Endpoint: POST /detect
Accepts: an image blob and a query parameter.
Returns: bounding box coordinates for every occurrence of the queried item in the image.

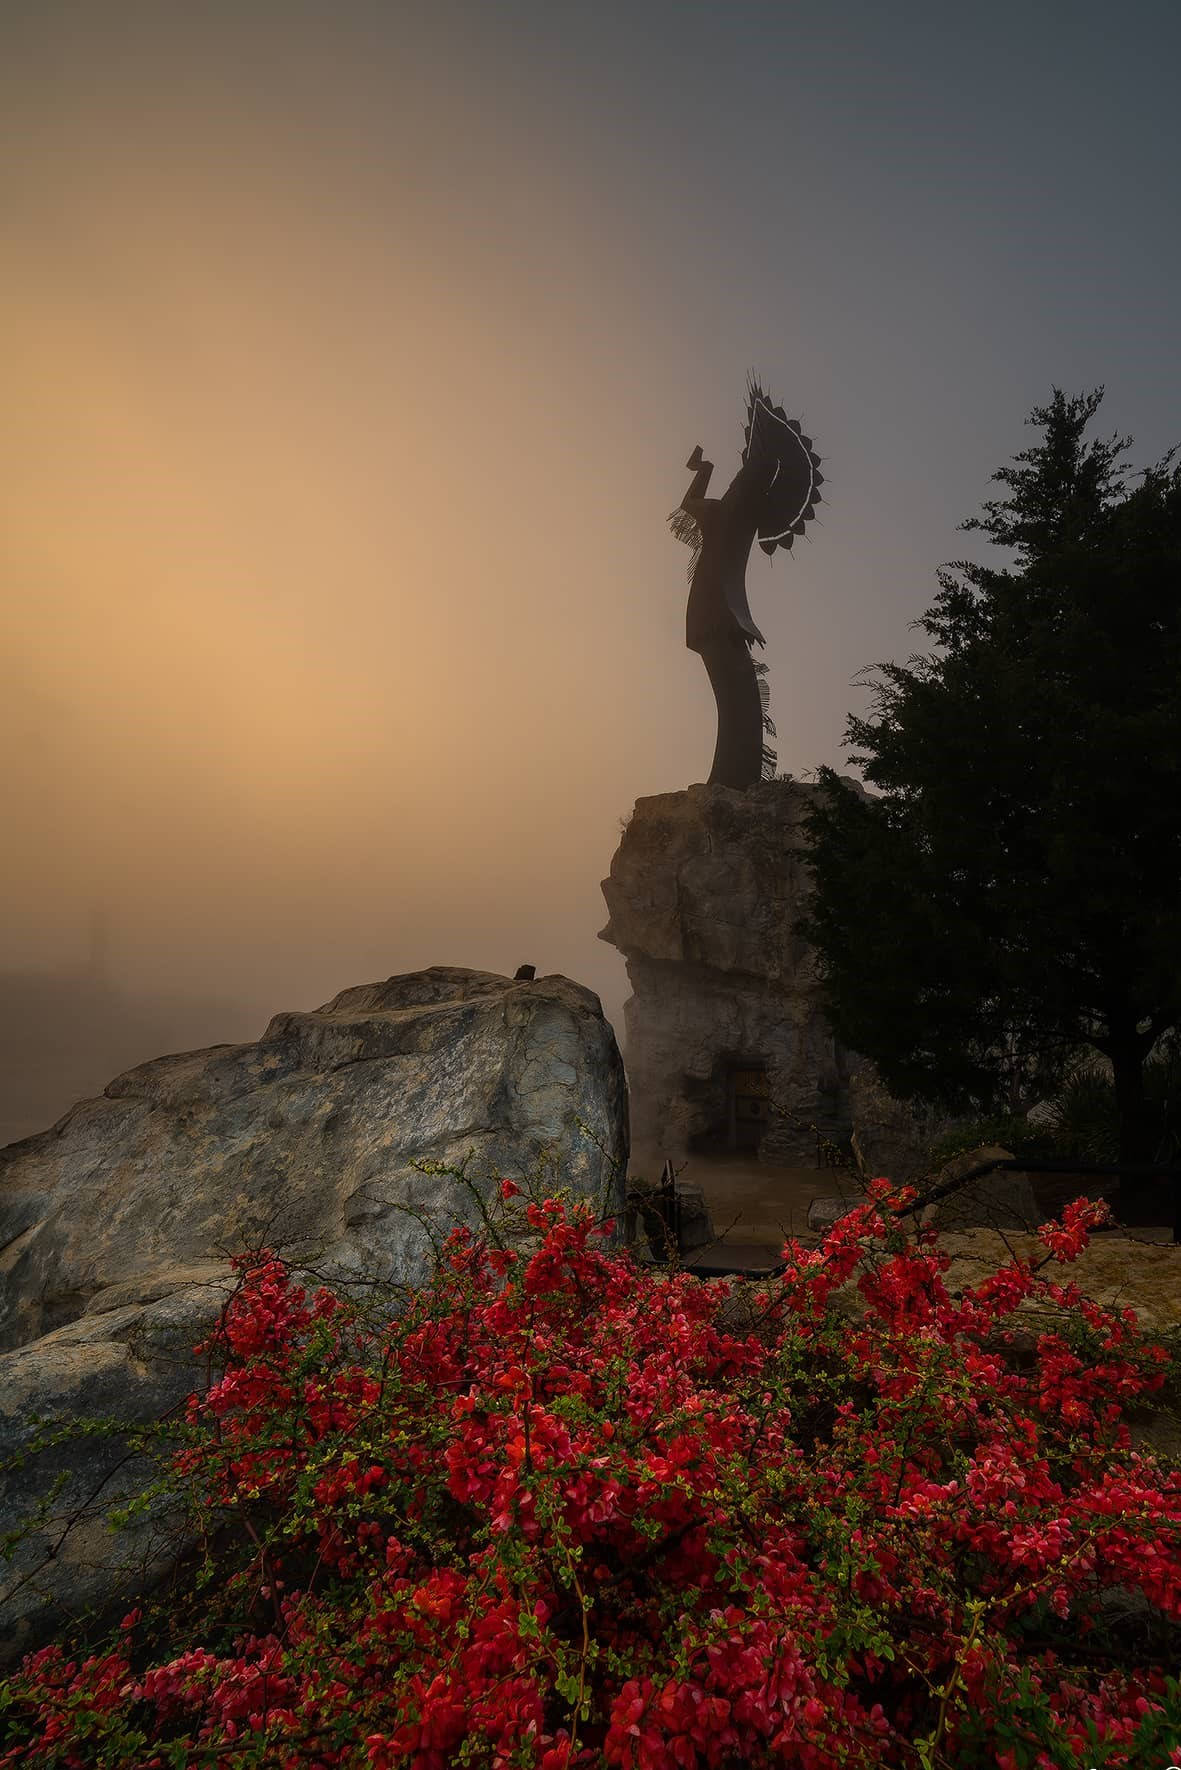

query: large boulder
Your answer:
[0,966,628,1662]
[0,966,628,1353]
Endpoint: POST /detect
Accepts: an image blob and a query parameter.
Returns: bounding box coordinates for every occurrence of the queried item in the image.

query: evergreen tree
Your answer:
[804,389,1181,1167]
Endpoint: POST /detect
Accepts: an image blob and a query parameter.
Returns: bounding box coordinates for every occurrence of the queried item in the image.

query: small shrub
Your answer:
[925,1041,1181,1174]
[1044,1064,1124,1165]
[924,1112,1061,1171]
[1047,1050,1181,1167]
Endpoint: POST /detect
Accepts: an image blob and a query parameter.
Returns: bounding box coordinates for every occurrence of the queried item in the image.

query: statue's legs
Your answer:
[701,632,765,788]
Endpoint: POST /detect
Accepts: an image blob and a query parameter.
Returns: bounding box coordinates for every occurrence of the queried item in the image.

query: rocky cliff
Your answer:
[599,778,863,1164]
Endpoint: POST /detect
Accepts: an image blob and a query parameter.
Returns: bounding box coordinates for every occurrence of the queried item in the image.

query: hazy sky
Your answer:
[4,0,1180,1052]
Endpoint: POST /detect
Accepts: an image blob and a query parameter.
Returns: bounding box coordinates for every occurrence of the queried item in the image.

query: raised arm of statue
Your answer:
[679,444,717,525]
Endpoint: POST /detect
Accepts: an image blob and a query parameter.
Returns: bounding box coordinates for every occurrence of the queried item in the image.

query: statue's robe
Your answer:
[683,458,775,788]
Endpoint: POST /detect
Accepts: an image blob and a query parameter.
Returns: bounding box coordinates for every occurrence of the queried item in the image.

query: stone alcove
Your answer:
[686,1052,771,1156]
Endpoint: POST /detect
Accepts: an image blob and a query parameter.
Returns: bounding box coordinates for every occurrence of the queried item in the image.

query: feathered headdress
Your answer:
[667,375,825,578]
[741,374,824,556]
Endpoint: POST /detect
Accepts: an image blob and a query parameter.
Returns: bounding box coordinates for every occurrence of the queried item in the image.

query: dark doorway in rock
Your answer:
[729,1061,770,1152]
[688,1054,771,1155]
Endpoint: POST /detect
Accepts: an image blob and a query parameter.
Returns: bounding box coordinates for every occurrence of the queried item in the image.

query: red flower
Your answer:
[4,1195,1177,1769]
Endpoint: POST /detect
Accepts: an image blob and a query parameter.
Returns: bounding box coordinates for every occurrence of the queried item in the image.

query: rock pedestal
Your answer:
[599,780,861,1164]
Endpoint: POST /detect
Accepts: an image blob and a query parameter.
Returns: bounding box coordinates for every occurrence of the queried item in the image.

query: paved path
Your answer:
[628,1148,1180,1263]
[628,1146,868,1258]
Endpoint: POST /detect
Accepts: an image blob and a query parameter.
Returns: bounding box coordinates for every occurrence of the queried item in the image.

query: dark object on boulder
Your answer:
[627,1161,717,1261]
[514,964,537,980]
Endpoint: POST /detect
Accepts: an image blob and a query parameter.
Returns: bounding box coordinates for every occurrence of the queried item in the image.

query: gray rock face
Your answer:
[599,780,861,1163]
[0,967,629,1354]
[806,1192,864,1233]
[0,967,628,1662]
[673,1183,716,1252]
[0,1268,234,1666]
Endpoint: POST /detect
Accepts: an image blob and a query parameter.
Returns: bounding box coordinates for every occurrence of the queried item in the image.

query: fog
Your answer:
[4,1,1179,1142]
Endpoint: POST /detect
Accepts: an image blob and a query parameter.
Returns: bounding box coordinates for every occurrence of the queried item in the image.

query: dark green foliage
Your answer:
[923,1041,1181,1174]
[923,1114,1062,1172]
[1045,1044,1181,1166]
[804,390,1181,1163]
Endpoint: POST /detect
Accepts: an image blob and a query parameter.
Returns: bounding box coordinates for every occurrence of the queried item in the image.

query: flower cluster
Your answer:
[2,1180,1179,1768]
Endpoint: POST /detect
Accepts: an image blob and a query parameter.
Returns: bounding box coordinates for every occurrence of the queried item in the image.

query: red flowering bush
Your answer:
[2,1178,1180,1767]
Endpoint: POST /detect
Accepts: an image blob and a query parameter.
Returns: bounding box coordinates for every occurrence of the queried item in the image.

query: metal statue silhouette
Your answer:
[670,377,823,787]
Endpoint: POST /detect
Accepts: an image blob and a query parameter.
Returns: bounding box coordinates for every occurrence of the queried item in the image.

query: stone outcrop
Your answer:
[599,779,863,1163]
[0,966,628,1660]
[0,966,628,1353]
[717,1226,1181,1335]
[0,1267,235,1667]
[805,1213,1181,1340]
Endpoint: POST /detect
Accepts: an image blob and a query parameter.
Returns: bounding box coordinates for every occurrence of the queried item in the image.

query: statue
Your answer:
[670,377,823,788]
